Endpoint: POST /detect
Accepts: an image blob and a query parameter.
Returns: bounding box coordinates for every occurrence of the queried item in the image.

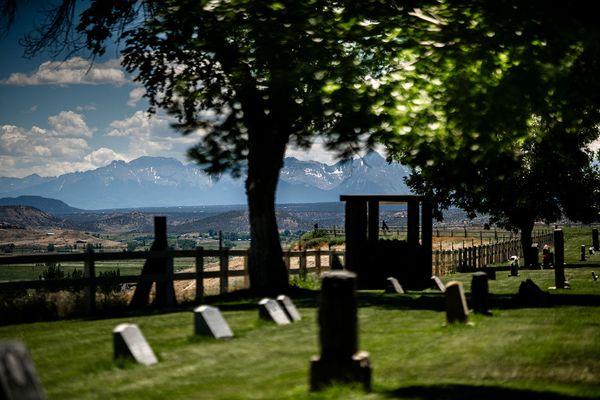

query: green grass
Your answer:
[1,266,600,399]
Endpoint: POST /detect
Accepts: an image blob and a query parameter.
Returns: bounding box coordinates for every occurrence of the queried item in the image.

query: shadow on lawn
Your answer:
[355,291,600,312]
[386,384,592,400]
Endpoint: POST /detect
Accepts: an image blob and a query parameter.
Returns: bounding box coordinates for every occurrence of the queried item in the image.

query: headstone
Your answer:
[482,267,496,280]
[553,229,567,289]
[276,295,301,322]
[194,305,233,339]
[331,254,344,270]
[310,271,371,391]
[258,298,291,325]
[431,276,446,292]
[509,255,519,277]
[471,272,492,315]
[113,323,158,366]
[590,246,595,255]
[593,228,599,251]
[0,341,46,400]
[385,277,404,294]
[445,281,469,324]
[530,243,539,267]
[580,245,586,261]
[517,279,549,306]
[592,271,598,281]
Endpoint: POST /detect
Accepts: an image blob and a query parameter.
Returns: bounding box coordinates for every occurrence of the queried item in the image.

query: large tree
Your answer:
[3,0,420,293]
[386,1,600,266]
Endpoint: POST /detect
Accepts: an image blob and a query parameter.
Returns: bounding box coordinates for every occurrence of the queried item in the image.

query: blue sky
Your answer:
[0,1,336,178]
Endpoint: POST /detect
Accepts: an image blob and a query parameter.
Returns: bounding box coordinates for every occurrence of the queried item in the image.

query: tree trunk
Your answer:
[246,135,289,295]
[519,220,535,267]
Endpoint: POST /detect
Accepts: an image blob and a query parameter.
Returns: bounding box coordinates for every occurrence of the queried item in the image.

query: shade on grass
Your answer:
[0,264,599,399]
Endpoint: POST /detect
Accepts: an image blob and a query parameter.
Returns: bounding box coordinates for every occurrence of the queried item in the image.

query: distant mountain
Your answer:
[0,195,82,215]
[0,152,411,209]
[0,206,74,229]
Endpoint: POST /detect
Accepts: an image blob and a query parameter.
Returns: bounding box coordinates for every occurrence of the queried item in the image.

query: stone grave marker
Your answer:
[0,341,46,400]
[276,295,301,322]
[194,305,233,339]
[310,271,371,391]
[385,277,404,294]
[592,271,598,281]
[593,228,599,251]
[471,272,492,315]
[581,245,587,261]
[258,298,291,325]
[445,281,469,324]
[331,254,344,270]
[552,229,568,289]
[113,323,158,366]
[431,276,446,292]
[509,256,519,277]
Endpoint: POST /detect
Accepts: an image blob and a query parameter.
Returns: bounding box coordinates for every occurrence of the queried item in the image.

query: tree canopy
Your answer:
[385,1,600,259]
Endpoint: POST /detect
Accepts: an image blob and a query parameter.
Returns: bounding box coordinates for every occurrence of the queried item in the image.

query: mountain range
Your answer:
[0,152,411,209]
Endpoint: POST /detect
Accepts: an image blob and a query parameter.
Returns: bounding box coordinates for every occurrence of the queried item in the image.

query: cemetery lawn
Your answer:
[0,227,599,399]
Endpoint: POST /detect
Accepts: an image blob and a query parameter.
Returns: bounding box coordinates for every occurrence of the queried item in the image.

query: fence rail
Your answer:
[0,231,554,312]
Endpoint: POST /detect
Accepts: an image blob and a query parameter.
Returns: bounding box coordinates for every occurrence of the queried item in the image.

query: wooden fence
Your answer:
[0,231,553,312]
[432,231,554,276]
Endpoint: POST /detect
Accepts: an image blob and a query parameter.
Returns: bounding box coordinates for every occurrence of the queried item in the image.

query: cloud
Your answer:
[29,105,38,113]
[1,57,126,86]
[75,104,97,112]
[127,87,145,107]
[48,111,94,138]
[83,147,125,167]
[106,111,206,159]
[0,124,89,159]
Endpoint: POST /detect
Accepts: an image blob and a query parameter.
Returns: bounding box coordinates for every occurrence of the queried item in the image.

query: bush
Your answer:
[98,269,121,296]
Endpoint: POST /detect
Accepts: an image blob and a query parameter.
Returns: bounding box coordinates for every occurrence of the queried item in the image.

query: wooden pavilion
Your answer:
[340,195,433,290]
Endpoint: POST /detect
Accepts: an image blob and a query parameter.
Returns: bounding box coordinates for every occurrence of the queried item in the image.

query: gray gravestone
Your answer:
[482,267,496,280]
[276,295,301,322]
[431,276,446,292]
[258,298,291,325]
[553,229,567,289]
[445,281,469,324]
[194,305,234,339]
[310,271,371,391]
[509,256,520,277]
[385,277,404,294]
[113,323,158,366]
[0,341,46,400]
[581,245,587,261]
[471,272,492,315]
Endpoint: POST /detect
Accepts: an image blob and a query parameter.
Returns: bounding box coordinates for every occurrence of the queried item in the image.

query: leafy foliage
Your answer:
[386,1,600,233]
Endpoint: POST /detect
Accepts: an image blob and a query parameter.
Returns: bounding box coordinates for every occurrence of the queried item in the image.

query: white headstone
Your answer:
[431,276,446,292]
[194,305,234,339]
[258,298,291,325]
[0,341,46,400]
[385,277,404,294]
[276,295,301,322]
[113,323,158,366]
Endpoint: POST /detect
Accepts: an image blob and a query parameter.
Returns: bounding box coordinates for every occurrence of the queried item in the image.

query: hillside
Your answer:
[0,205,74,229]
[0,195,82,214]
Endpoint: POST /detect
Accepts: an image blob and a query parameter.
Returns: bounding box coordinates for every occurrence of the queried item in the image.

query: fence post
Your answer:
[299,249,308,279]
[285,249,291,271]
[84,247,96,314]
[434,250,440,276]
[195,246,204,302]
[328,248,333,271]
[165,248,176,306]
[244,249,250,288]
[315,248,322,276]
[220,247,229,294]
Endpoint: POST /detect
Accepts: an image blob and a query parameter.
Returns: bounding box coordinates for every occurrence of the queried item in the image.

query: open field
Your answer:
[0,227,599,399]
